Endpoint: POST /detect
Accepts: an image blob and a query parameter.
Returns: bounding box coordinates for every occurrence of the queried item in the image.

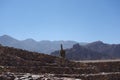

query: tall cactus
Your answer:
[60,44,66,58]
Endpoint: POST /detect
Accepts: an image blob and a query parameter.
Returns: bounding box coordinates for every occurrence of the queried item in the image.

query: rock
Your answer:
[0,72,16,80]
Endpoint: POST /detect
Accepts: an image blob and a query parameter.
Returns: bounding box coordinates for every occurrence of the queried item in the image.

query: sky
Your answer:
[0,0,120,43]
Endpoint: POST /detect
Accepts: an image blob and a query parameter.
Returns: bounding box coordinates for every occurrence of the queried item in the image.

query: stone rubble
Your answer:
[0,72,81,80]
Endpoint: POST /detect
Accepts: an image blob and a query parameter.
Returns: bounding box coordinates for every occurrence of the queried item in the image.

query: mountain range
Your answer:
[51,41,120,60]
[1,35,120,60]
[85,41,120,58]
[0,35,86,54]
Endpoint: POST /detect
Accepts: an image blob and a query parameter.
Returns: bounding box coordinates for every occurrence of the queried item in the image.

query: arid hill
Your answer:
[0,44,82,73]
[0,45,120,80]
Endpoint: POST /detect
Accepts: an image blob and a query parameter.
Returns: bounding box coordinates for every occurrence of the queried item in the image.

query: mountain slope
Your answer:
[0,44,58,67]
[0,35,19,46]
[51,44,110,60]
[85,41,120,58]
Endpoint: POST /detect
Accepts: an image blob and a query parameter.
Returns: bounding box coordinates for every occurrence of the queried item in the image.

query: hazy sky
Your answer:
[0,0,120,43]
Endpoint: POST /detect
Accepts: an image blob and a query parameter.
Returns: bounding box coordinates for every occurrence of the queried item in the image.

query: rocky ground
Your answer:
[1,59,120,80]
[0,72,81,80]
[0,71,120,80]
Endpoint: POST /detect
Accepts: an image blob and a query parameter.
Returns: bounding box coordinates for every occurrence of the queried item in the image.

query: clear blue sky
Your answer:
[0,0,120,43]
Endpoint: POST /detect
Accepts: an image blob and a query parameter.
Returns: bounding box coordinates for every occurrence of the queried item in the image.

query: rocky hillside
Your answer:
[0,45,120,80]
[0,44,65,67]
[0,44,84,73]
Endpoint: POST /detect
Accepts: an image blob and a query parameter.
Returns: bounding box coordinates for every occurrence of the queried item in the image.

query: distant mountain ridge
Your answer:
[51,41,120,60]
[51,43,110,60]
[0,35,86,54]
[85,41,120,58]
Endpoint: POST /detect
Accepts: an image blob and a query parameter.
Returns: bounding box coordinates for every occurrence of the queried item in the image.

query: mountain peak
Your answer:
[94,41,103,43]
[73,43,81,49]
[0,35,17,41]
[24,38,36,42]
[1,35,11,38]
[90,41,104,45]
[0,35,19,46]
